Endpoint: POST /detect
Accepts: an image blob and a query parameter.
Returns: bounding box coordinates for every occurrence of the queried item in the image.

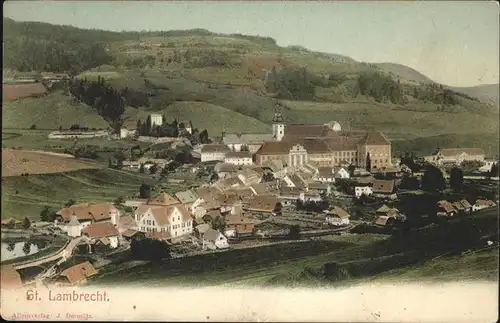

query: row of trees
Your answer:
[356,71,405,104]
[68,77,125,131]
[295,199,329,212]
[265,67,316,100]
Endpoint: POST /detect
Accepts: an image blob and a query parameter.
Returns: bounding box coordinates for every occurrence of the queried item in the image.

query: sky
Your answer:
[4,1,499,87]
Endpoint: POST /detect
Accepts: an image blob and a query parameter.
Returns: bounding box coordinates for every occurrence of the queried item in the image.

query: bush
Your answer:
[29,124,37,130]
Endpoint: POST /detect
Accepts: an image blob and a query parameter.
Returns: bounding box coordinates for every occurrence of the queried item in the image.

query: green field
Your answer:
[125,101,272,135]
[2,129,147,152]
[91,209,498,287]
[1,168,156,220]
[3,91,109,130]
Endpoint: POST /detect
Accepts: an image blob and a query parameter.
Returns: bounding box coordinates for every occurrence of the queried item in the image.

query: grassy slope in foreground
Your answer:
[1,168,156,220]
[2,91,109,130]
[91,209,498,287]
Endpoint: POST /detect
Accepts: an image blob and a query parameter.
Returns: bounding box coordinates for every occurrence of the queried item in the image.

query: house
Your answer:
[54,261,98,286]
[201,144,231,162]
[459,199,472,213]
[472,199,497,212]
[355,185,373,198]
[65,215,83,237]
[335,167,350,179]
[1,218,22,228]
[245,195,283,215]
[201,228,229,250]
[225,215,258,238]
[324,206,350,226]
[249,182,274,196]
[372,179,397,199]
[222,133,275,153]
[146,193,180,206]
[315,167,336,183]
[214,162,239,178]
[236,168,262,186]
[56,203,120,236]
[437,200,457,217]
[224,151,253,166]
[479,160,498,173]
[424,148,486,165]
[122,160,141,170]
[150,113,163,127]
[308,182,331,196]
[175,190,199,211]
[215,176,245,191]
[117,215,138,234]
[121,229,141,241]
[135,204,193,238]
[0,265,23,290]
[120,128,137,139]
[82,222,120,248]
[376,205,402,220]
[452,201,466,214]
[375,216,395,227]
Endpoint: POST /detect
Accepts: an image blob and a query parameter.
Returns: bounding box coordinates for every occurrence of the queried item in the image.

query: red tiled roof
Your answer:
[60,261,97,285]
[225,151,252,158]
[256,141,293,155]
[57,203,117,222]
[147,193,180,206]
[82,222,119,238]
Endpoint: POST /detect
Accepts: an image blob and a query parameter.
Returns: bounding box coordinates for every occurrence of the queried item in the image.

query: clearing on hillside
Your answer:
[1,149,103,177]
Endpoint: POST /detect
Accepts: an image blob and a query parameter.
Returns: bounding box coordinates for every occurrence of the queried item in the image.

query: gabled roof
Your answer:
[82,222,119,238]
[283,124,331,140]
[60,261,97,285]
[195,223,211,234]
[375,216,394,226]
[250,183,273,195]
[361,131,391,146]
[203,228,223,242]
[452,201,465,211]
[246,195,281,213]
[118,215,137,229]
[256,141,292,155]
[438,200,456,213]
[460,199,472,209]
[326,206,350,219]
[376,204,391,213]
[147,204,192,227]
[121,229,139,238]
[438,148,486,157]
[201,144,231,153]
[57,203,117,222]
[175,190,199,204]
[147,193,180,206]
[372,180,395,194]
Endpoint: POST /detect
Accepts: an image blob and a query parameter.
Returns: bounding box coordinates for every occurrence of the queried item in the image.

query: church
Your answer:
[223,104,392,170]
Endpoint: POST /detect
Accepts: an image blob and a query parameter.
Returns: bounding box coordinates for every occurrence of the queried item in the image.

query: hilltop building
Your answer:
[150,113,163,127]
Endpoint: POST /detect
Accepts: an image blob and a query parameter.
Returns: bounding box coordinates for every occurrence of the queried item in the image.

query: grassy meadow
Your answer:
[1,168,156,220]
[2,91,109,130]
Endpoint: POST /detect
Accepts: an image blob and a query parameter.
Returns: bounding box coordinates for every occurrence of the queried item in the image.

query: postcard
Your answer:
[1,1,498,322]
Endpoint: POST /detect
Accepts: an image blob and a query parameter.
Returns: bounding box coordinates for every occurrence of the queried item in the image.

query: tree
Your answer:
[365,153,372,172]
[288,225,301,239]
[7,242,15,252]
[149,164,158,174]
[449,167,464,192]
[22,241,32,255]
[212,215,226,232]
[139,183,152,199]
[489,163,499,177]
[421,165,446,192]
[348,164,356,177]
[22,217,31,229]
[40,205,57,222]
[65,199,76,207]
[262,172,275,182]
[29,124,37,130]
[130,237,170,262]
[114,196,125,206]
[209,172,219,183]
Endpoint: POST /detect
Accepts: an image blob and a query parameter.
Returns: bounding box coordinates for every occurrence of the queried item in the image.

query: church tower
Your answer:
[272,103,285,141]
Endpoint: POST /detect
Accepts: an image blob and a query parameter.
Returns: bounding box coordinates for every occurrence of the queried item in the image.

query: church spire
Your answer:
[273,102,284,123]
